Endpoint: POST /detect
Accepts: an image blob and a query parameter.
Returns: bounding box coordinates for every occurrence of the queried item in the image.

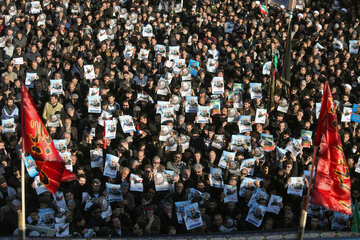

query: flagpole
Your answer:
[297,145,318,240]
[18,150,26,239]
[268,53,275,112]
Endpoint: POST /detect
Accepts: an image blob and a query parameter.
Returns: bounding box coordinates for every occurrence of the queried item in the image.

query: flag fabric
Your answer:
[21,85,76,194]
[311,81,352,215]
[260,5,269,15]
[352,200,360,232]
[280,23,292,98]
[268,53,278,112]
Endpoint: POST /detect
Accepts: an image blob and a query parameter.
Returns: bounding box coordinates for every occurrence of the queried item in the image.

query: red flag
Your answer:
[311,81,352,215]
[21,85,76,194]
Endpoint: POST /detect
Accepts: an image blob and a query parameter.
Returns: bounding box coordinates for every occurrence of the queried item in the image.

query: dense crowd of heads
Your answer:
[0,0,360,237]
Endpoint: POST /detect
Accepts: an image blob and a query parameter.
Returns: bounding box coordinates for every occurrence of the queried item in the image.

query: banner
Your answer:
[311,81,352,215]
[21,85,76,194]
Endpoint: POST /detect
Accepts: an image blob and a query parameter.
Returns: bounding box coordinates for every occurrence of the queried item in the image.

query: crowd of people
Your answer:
[0,0,359,237]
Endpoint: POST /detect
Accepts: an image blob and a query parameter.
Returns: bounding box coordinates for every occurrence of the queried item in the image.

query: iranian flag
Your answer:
[260,5,269,15]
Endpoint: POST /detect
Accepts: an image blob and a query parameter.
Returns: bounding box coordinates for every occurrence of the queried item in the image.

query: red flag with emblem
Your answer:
[21,85,76,194]
[311,81,352,215]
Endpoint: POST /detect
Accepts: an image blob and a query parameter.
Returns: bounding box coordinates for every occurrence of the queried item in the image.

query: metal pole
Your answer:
[297,145,318,240]
[18,151,26,239]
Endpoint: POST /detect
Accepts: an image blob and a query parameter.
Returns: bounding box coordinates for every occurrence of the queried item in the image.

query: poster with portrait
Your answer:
[179,134,190,150]
[173,58,186,74]
[53,191,67,211]
[106,182,123,202]
[157,78,169,96]
[212,77,224,95]
[38,208,55,228]
[24,155,38,177]
[227,108,239,123]
[248,188,269,208]
[233,92,243,109]
[88,95,101,113]
[97,29,108,42]
[170,95,181,111]
[250,83,262,99]
[2,118,15,133]
[224,184,238,203]
[50,79,63,95]
[161,107,175,123]
[233,83,244,92]
[253,147,265,162]
[55,223,69,237]
[104,119,117,139]
[261,133,275,151]
[13,57,24,65]
[218,151,236,169]
[26,1,41,14]
[159,125,172,141]
[231,135,251,152]
[276,146,287,163]
[25,72,37,88]
[239,177,257,197]
[47,114,60,128]
[103,154,119,178]
[175,200,191,224]
[316,102,321,119]
[34,175,49,195]
[349,40,359,55]
[246,203,266,227]
[119,115,136,133]
[333,38,344,50]
[301,130,312,148]
[209,168,224,188]
[154,172,170,191]
[89,87,99,97]
[287,177,304,197]
[98,110,112,127]
[351,104,360,123]
[84,65,95,79]
[267,195,283,214]
[90,149,103,168]
[239,115,252,133]
[208,48,219,59]
[124,45,135,59]
[210,99,221,114]
[286,138,302,157]
[197,106,210,123]
[180,81,192,97]
[355,157,360,174]
[224,22,235,34]
[277,98,289,113]
[188,59,199,76]
[142,24,153,37]
[183,203,203,230]
[53,139,67,153]
[130,174,143,192]
[341,107,352,122]
[139,49,150,61]
[169,46,180,60]
[207,58,217,73]
[163,170,175,188]
[240,158,255,176]
[212,134,224,149]
[155,44,166,57]
[165,137,178,152]
[185,96,198,113]
[331,212,350,230]
[262,61,272,75]
[255,109,267,124]
[59,151,72,172]
[187,188,205,204]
